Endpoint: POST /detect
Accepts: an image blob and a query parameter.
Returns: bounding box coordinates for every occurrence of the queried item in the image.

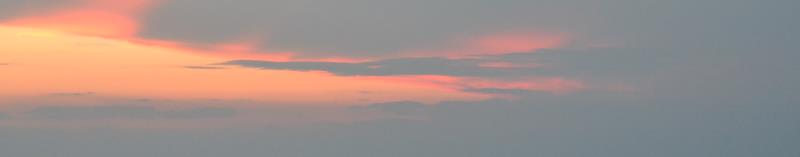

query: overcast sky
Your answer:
[0,0,798,156]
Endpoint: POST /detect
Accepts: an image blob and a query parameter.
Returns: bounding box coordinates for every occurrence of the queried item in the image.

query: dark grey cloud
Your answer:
[0,0,79,19]
[223,57,540,77]
[25,105,236,120]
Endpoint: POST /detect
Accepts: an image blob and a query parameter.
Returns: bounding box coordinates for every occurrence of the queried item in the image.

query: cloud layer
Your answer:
[1,89,798,157]
[25,105,236,120]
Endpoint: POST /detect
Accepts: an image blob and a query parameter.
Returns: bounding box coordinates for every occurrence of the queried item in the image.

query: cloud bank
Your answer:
[1,89,798,157]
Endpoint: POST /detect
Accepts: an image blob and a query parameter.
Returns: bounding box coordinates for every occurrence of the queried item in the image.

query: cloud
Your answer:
[0,0,77,19]
[137,0,799,60]
[222,54,588,95]
[137,0,581,57]
[25,105,236,120]
[219,47,654,82]
[461,87,537,96]
[223,57,540,77]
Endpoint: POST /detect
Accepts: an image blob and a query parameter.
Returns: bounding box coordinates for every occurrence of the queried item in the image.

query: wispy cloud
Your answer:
[221,51,588,95]
[222,57,538,77]
[25,105,236,120]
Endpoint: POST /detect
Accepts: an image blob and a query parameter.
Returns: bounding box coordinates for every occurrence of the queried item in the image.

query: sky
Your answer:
[0,0,798,156]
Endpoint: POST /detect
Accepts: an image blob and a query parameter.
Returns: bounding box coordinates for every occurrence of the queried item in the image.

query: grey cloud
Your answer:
[134,0,618,57]
[223,57,540,77]
[1,90,797,157]
[139,0,537,56]
[210,45,677,86]
[25,105,236,120]
[219,47,665,94]
[160,0,798,98]
[0,0,79,19]
[138,0,798,58]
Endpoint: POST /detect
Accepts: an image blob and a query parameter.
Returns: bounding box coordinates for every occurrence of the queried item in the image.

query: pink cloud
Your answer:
[465,77,586,94]
[402,31,569,58]
[472,31,568,55]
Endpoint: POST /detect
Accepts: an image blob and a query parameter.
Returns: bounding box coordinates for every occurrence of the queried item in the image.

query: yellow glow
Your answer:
[0,25,484,105]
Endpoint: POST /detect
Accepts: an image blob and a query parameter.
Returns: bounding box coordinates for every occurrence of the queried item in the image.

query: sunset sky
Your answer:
[0,0,798,156]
